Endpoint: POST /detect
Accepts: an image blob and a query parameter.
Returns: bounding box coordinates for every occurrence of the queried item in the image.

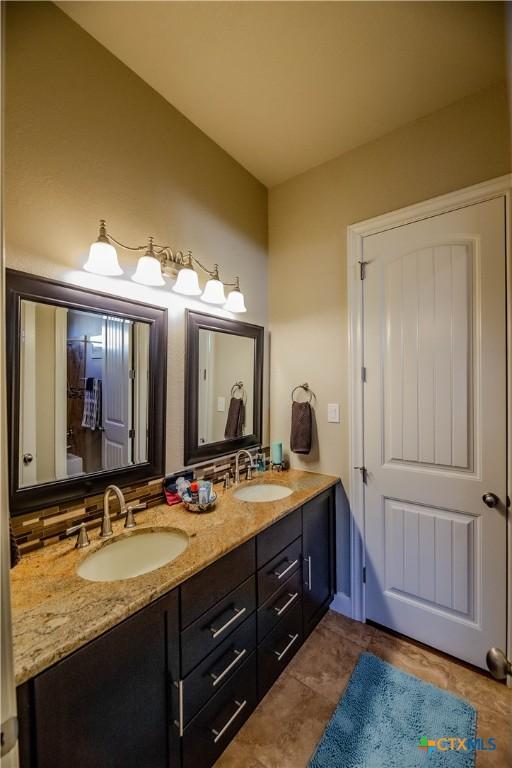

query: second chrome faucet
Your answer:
[100,485,146,538]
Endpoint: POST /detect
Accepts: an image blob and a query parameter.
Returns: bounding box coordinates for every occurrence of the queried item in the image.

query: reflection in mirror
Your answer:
[197,330,255,446]
[19,301,150,488]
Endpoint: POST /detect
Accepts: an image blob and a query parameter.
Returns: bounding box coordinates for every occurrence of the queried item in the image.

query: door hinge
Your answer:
[362,566,366,584]
[354,466,368,484]
[358,260,368,280]
[361,366,367,382]
[129,369,135,379]
[129,428,135,439]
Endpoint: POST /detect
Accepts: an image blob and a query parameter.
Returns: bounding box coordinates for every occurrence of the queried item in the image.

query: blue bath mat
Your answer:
[309,652,476,767]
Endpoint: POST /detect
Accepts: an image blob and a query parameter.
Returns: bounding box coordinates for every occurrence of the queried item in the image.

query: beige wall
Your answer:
[5,1,268,473]
[269,82,510,490]
[211,333,255,442]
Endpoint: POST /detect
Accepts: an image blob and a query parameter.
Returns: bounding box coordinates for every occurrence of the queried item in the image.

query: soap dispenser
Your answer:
[256,449,266,473]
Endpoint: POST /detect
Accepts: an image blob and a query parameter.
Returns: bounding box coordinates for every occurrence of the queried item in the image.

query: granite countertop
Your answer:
[10,469,338,686]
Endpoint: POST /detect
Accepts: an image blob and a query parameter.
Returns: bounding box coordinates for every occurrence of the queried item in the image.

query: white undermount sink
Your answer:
[233,484,293,503]
[77,529,189,582]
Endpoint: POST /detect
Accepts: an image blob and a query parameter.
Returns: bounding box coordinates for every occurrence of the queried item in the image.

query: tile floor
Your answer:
[214,610,512,768]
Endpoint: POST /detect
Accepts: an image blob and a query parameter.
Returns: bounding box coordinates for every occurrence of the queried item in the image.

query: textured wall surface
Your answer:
[5,2,269,474]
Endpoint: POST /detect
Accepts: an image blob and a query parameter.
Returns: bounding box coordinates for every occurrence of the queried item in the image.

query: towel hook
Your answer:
[291,383,315,403]
[231,381,247,404]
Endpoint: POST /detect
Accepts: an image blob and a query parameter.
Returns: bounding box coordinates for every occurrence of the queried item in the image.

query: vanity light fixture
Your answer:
[172,252,201,296]
[84,220,123,276]
[86,220,248,312]
[201,264,226,305]
[131,238,166,287]
[224,277,247,313]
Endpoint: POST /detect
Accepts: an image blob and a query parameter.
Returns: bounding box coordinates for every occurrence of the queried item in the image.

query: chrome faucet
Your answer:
[234,450,254,484]
[100,485,127,538]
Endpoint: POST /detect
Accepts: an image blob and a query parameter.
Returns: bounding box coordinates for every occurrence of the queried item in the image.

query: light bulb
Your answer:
[201,278,226,305]
[173,267,201,296]
[84,241,123,276]
[224,288,247,313]
[132,255,165,286]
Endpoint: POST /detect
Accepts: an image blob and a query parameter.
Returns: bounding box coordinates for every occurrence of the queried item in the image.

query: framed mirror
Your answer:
[184,310,263,465]
[7,270,167,515]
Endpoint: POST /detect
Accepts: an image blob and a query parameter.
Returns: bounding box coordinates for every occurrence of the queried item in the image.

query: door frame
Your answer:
[346,175,512,664]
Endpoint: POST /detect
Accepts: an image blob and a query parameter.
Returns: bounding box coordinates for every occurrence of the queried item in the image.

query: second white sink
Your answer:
[233,484,293,503]
[77,529,189,582]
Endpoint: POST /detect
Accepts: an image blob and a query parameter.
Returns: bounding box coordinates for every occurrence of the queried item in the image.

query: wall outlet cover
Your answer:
[217,396,226,412]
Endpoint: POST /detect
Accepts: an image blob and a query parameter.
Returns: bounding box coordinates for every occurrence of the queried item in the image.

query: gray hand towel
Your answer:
[290,400,312,454]
[224,397,245,439]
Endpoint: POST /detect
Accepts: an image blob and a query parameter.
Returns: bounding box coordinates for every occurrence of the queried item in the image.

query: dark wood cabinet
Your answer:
[17,485,336,768]
[27,589,179,768]
[181,576,256,676]
[302,489,336,637]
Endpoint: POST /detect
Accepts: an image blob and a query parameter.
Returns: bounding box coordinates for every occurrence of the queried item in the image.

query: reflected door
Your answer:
[19,301,37,486]
[102,318,133,469]
[363,197,507,668]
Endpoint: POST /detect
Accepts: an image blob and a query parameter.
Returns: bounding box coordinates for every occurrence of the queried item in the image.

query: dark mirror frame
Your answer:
[184,310,264,465]
[7,269,167,516]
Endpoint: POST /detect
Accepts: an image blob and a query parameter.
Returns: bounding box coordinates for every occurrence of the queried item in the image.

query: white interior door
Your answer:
[102,317,133,469]
[363,196,507,669]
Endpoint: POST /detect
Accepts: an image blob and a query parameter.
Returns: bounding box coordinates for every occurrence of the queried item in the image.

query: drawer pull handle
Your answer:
[210,648,247,687]
[305,555,312,590]
[274,633,299,662]
[274,558,299,581]
[274,591,299,617]
[210,606,247,639]
[211,699,247,744]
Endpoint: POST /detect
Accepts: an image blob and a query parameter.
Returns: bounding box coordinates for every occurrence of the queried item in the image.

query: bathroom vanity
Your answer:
[13,472,337,768]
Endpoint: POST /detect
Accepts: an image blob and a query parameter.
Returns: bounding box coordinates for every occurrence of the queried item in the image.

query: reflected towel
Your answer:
[82,378,102,430]
[290,400,312,454]
[224,397,245,439]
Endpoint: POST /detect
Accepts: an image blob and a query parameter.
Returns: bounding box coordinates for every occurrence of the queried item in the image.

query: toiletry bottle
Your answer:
[190,481,199,504]
[257,449,265,473]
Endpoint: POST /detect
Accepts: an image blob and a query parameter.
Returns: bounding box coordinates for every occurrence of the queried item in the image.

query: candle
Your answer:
[271,442,283,465]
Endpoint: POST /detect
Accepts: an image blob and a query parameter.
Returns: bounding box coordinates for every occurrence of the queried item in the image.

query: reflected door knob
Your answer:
[482,492,499,508]
[23,453,33,465]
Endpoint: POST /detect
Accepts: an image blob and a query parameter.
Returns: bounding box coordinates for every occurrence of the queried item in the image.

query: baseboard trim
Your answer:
[330,592,353,618]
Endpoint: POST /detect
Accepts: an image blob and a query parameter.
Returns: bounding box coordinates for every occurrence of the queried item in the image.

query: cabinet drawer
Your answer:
[257,536,302,606]
[257,568,302,642]
[182,652,257,768]
[258,602,302,699]
[256,507,301,568]
[182,613,256,725]
[181,539,255,629]
[181,576,256,675]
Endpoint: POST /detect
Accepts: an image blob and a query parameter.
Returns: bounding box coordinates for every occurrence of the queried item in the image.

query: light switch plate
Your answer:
[327,403,340,423]
[217,396,225,412]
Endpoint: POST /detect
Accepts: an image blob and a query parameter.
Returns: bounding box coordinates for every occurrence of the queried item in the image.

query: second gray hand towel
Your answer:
[290,400,312,454]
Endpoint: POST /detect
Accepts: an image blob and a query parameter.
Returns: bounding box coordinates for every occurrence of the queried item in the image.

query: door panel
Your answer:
[102,317,132,469]
[363,197,506,668]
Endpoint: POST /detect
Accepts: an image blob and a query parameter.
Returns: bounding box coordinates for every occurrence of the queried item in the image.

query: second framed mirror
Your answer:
[184,310,263,465]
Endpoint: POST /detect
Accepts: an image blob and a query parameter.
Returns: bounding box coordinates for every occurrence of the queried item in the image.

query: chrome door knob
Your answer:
[482,492,499,508]
[23,453,33,465]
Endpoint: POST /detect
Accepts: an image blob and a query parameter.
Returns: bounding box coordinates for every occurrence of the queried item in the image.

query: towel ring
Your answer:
[231,381,247,404]
[291,383,315,403]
